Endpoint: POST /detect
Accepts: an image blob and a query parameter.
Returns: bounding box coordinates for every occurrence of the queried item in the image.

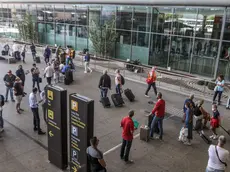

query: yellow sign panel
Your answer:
[71,100,78,112]
[47,90,53,100]
[48,109,54,120]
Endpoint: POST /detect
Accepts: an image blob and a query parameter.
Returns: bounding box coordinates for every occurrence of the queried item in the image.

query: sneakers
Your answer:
[90,69,93,73]
[38,130,46,135]
[0,128,4,133]
[210,135,218,140]
[183,141,192,146]
[84,71,87,73]
[145,95,150,98]
[125,160,134,164]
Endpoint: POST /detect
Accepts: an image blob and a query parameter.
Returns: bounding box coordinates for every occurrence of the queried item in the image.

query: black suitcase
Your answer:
[2,50,6,56]
[64,70,73,85]
[101,97,111,108]
[35,56,41,63]
[124,88,135,102]
[111,94,124,107]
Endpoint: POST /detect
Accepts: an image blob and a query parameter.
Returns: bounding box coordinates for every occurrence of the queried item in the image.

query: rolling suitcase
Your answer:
[140,126,150,142]
[124,88,135,102]
[147,113,159,134]
[101,97,111,108]
[111,94,124,107]
[35,56,41,63]
[64,70,73,85]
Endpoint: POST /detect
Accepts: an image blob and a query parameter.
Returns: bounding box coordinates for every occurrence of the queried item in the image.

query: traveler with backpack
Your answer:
[0,94,5,133]
[98,70,111,98]
[3,70,16,102]
[206,135,229,172]
[182,94,195,123]
[87,136,107,172]
[145,66,157,98]
[115,69,125,97]
[84,52,92,73]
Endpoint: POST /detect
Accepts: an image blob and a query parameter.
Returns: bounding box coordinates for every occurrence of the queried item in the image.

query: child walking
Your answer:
[209,104,221,140]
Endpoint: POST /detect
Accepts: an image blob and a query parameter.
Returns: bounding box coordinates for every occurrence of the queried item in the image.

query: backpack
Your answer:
[120,75,125,85]
[0,95,5,106]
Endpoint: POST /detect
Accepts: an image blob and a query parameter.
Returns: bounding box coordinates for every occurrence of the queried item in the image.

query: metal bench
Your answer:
[0,55,17,64]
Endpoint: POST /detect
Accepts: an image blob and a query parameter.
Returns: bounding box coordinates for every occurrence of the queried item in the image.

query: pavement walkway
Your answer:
[0,42,230,172]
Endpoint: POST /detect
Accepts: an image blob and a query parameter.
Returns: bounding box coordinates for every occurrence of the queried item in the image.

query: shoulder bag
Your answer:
[215,146,227,167]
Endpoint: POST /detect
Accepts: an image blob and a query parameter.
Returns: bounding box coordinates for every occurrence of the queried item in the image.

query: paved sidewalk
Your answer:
[0,40,230,172]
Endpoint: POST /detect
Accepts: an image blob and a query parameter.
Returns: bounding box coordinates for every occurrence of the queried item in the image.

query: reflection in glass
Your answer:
[116,6,132,30]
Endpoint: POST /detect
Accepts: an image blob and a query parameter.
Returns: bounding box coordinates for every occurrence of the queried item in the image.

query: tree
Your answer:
[13,12,37,42]
[89,18,117,58]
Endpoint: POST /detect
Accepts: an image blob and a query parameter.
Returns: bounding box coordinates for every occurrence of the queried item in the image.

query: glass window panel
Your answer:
[115,30,131,60]
[151,7,174,34]
[196,8,224,39]
[133,6,151,33]
[223,8,230,41]
[149,33,170,67]
[76,5,88,26]
[168,36,193,72]
[190,39,219,77]
[101,5,116,25]
[132,31,149,47]
[37,4,45,22]
[116,6,132,30]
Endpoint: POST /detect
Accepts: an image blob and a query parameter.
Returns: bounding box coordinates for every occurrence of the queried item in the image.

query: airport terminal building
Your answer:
[0,0,230,80]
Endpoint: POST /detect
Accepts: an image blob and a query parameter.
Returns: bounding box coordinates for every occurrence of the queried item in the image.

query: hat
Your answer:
[8,70,12,73]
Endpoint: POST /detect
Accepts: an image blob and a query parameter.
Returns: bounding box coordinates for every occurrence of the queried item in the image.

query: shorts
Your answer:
[15,95,22,104]
[210,118,219,128]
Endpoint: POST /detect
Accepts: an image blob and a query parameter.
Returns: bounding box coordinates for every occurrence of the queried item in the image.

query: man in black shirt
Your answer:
[31,63,41,92]
[3,70,16,102]
[16,65,25,86]
[98,70,111,98]
[13,77,24,114]
[30,43,36,61]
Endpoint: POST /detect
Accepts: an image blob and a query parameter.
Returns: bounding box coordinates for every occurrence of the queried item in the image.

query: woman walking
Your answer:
[213,74,225,105]
[206,135,229,172]
[145,66,157,97]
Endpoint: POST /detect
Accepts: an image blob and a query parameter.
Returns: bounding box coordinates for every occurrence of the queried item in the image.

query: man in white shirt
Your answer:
[44,63,54,85]
[29,87,45,135]
[206,135,229,172]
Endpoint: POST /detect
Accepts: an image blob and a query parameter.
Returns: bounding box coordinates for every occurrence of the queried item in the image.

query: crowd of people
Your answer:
[0,42,230,171]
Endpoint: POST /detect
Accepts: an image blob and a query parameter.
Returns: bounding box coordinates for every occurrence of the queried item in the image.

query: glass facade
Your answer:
[0,4,230,80]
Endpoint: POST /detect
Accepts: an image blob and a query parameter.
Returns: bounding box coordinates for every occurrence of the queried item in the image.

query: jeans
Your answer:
[32,52,36,61]
[150,115,164,139]
[32,78,41,92]
[145,82,157,96]
[206,167,225,172]
[213,91,223,103]
[31,107,41,131]
[100,88,108,98]
[41,103,47,123]
[116,84,121,96]
[47,77,52,85]
[0,109,3,128]
[226,97,230,108]
[120,139,132,161]
[5,87,14,101]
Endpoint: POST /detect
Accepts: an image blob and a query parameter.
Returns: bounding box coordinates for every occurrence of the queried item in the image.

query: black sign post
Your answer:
[69,94,94,172]
[46,85,68,170]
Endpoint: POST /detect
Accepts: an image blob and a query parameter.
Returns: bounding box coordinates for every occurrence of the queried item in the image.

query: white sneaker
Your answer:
[213,135,218,140]
[209,135,214,139]
[90,70,92,73]
[0,128,4,133]
[145,95,150,98]
[184,141,192,146]
[84,71,87,73]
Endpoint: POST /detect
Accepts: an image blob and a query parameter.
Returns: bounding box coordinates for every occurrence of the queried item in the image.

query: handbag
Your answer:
[215,146,227,167]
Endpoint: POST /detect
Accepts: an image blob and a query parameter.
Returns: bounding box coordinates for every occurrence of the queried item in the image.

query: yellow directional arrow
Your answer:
[72,166,77,172]
[49,131,54,137]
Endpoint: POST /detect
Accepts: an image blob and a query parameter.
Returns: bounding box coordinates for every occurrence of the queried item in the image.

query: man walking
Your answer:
[31,63,41,92]
[149,92,165,140]
[29,87,45,135]
[98,70,111,98]
[13,77,24,114]
[120,110,136,164]
[44,63,54,85]
[3,70,16,102]
[84,51,92,73]
[145,66,157,97]
[30,43,36,61]
[44,45,51,65]
[183,94,195,122]
[16,65,25,86]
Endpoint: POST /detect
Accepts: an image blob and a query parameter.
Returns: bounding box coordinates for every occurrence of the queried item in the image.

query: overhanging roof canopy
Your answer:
[0,0,230,7]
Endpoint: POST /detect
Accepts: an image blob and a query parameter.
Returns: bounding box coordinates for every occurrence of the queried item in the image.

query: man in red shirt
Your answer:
[120,110,136,164]
[150,92,165,140]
